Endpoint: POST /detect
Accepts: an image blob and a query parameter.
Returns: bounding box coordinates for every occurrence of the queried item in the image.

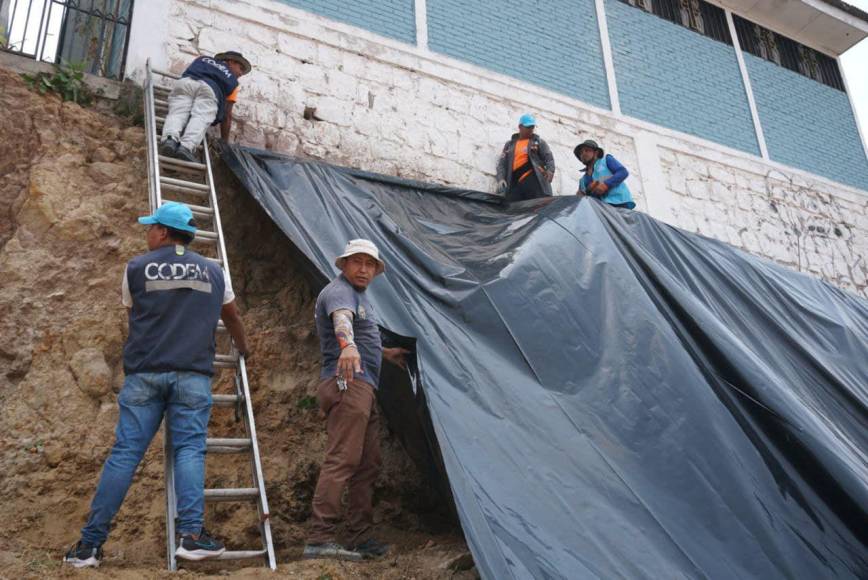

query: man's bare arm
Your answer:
[220,102,234,141]
[221,301,249,357]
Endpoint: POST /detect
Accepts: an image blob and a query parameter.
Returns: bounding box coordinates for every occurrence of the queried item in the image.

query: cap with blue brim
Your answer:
[138,202,197,233]
[519,113,536,127]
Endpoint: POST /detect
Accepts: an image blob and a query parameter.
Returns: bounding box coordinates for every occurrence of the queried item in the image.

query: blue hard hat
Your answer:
[519,113,537,127]
[138,201,197,233]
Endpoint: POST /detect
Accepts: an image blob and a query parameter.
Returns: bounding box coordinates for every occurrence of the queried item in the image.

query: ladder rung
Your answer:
[161,200,212,216]
[159,155,207,171]
[205,256,223,266]
[216,320,227,332]
[155,98,169,107]
[215,550,268,560]
[193,231,219,244]
[212,393,241,406]
[206,437,252,454]
[204,487,259,502]
[172,202,213,219]
[160,176,209,192]
[214,353,238,368]
[159,177,209,197]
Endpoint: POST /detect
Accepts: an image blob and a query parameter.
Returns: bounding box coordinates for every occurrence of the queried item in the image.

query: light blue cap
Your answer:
[519,113,537,127]
[138,201,196,233]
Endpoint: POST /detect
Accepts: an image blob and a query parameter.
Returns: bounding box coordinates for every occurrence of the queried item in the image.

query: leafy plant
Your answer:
[22,61,96,106]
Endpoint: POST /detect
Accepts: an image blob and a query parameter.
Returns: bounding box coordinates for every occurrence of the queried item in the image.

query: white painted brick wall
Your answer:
[125,0,868,298]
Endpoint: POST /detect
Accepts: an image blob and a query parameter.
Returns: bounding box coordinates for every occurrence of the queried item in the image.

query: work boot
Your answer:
[63,541,103,568]
[350,538,390,559]
[175,528,225,561]
[174,145,198,163]
[159,137,180,157]
[302,542,362,561]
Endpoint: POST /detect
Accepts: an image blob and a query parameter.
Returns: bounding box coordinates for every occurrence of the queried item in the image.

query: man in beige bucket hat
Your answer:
[304,239,409,561]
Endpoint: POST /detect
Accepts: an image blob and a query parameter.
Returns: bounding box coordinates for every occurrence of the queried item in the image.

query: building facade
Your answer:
[123,0,868,297]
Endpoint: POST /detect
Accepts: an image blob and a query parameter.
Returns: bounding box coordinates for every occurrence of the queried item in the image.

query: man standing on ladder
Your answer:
[159,51,252,162]
[304,239,410,561]
[63,202,250,568]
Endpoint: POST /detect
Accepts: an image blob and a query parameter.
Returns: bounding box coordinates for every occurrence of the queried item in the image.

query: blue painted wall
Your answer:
[606,0,759,155]
[744,53,868,191]
[276,0,416,44]
[425,0,610,108]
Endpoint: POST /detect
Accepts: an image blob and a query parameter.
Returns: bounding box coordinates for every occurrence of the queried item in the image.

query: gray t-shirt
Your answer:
[315,275,383,388]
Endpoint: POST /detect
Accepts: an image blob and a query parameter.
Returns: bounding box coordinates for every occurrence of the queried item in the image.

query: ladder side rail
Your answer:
[164,432,179,571]
[239,358,278,570]
[202,138,232,279]
[234,368,271,567]
[146,59,178,572]
[145,60,165,209]
[144,62,157,211]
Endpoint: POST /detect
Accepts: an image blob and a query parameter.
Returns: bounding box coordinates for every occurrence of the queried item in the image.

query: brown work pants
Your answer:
[307,376,382,546]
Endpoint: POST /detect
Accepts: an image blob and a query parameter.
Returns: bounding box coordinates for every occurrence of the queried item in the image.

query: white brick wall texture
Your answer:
[125,0,868,298]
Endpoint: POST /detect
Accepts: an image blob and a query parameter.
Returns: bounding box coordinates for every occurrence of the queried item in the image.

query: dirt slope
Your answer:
[0,67,469,579]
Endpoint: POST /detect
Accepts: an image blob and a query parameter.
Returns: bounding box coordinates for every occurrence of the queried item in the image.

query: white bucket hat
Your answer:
[334,239,385,275]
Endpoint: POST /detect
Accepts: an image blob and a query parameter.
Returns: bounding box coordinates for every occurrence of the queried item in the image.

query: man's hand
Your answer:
[545,168,555,183]
[383,347,411,370]
[337,345,362,383]
[591,181,609,196]
[496,179,508,194]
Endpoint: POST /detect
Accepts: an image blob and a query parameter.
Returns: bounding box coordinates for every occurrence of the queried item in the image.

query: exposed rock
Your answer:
[69,347,113,399]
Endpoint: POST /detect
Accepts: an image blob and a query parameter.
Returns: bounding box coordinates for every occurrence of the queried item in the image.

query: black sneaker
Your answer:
[350,538,390,559]
[175,145,198,163]
[63,541,103,568]
[175,529,225,561]
[302,542,362,561]
[159,137,180,157]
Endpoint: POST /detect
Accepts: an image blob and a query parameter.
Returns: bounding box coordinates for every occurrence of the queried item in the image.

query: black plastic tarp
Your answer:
[221,144,868,580]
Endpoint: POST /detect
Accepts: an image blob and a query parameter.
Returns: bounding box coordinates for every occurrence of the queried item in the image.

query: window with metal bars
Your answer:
[733,15,844,91]
[1,0,134,79]
[618,0,732,45]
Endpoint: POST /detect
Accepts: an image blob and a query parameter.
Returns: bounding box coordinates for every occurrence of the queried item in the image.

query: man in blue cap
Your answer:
[496,113,556,202]
[63,202,250,568]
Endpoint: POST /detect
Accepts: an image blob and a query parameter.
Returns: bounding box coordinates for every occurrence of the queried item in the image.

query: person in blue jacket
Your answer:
[574,140,636,209]
[160,51,251,162]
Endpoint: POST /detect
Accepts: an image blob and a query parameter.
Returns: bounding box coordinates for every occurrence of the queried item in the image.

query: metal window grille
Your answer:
[1,0,134,79]
[617,0,732,45]
[733,14,844,92]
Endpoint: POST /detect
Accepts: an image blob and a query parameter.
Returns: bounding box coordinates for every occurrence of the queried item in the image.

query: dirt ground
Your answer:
[0,67,471,579]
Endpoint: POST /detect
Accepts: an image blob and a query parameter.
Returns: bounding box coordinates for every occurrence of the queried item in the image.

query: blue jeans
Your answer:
[81,372,212,546]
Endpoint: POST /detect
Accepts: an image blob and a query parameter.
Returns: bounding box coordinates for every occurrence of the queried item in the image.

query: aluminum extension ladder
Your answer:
[143,59,277,571]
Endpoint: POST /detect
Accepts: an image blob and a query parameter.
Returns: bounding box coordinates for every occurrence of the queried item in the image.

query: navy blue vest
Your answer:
[123,245,225,376]
[182,56,239,124]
